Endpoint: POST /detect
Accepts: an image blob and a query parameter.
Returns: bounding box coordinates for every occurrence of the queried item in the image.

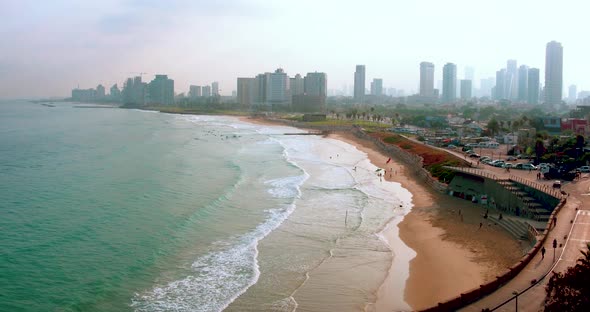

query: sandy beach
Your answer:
[330,132,522,311]
[239,116,522,311]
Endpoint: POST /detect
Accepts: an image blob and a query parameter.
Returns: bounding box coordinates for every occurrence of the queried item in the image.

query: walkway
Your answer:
[399,136,590,311]
[458,173,590,312]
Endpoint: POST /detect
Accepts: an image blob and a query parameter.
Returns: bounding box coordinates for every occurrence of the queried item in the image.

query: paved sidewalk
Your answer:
[459,177,590,312]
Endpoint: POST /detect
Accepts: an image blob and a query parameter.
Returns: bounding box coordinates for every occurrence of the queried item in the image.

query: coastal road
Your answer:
[460,176,590,312]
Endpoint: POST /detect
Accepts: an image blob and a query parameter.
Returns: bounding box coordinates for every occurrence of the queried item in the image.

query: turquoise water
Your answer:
[1,101,413,311]
[0,101,302,311]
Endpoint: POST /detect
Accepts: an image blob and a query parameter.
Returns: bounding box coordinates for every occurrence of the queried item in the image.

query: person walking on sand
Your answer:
[479,222,483,229]
[553,217,557,228]
[541,246,546,259]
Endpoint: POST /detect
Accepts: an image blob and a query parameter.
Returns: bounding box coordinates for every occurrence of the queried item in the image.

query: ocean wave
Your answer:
[130,172,307,312]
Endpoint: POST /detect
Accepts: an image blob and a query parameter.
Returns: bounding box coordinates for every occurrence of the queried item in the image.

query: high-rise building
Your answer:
[237,78,254,108]
[568,85,577,103]
[202,85,212,97]
[517,65,529,102]
[527,68,540,105]
[354,65,366,101]
[290,74,304,96]
[545,41,563,108]
[506,60,518,100]
[121,76,147,106]
[265,68,290,106]
[460,80,472,100]
[419,62,435,97]
[479,77,495,98]
[442,63,457,103]
[370,78,383,96]
[148,74,174,105]
[495,69,506,100]
[110,84,121,101]
[212,81,219,96]
[304,72,327,97]
[189,85,202,99]
[96,84,105,98]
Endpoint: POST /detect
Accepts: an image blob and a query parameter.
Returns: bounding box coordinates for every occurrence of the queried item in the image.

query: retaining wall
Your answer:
[420,197,567,312]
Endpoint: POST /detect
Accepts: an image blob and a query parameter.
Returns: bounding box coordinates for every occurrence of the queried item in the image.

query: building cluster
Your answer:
[236,68,327,112]
[70,41,589,112]
[395,40,582,109]
[71,84,120,102]
[352,65,390,103]
[121,75,175,106]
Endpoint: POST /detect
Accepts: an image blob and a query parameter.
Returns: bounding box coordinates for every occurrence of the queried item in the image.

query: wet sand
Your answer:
[238,116,522,311]
[330,132,522,311]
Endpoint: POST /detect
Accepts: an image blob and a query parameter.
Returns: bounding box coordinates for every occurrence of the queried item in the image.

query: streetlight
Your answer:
[512,290,519,312]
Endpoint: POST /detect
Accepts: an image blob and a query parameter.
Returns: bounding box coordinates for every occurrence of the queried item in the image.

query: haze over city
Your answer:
[1,0,589,98]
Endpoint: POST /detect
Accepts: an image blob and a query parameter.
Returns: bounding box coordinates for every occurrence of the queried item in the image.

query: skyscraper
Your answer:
[370,78,383,96]
[212,81,219,96]
[527,68,540,105]
[506,60,518,100]
[568,85,577,103]
[265,68,290,106]
[237,78,254,108]
[419,62,435,97]
[303,72,327,97]
[290,74,304,96]
[189,85,202,98]
[460,80,472,100]
[442,63,457,103]
[354,65,366,101]
[202,85,212,97]
[545,41,563,108]
[148,74,174,105]
[517,65,529,102]
[495,69,506,100]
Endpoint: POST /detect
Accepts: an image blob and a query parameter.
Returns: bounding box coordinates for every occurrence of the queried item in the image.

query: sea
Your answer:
[0,100,414,312]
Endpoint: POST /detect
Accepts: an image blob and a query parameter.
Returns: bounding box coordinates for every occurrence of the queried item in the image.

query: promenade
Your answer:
[456,167,590,311]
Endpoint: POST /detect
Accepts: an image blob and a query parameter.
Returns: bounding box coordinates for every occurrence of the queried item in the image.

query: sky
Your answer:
[1,0,588,98]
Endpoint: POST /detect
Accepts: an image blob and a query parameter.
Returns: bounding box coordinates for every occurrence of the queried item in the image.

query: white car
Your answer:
[521,164,537,170]
[578,166,590,173]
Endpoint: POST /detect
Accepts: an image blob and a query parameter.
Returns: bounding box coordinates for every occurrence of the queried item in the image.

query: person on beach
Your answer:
[541,246,546,259]
[479,222,483,229]
[553,217,557,228]
[499,213,503,220]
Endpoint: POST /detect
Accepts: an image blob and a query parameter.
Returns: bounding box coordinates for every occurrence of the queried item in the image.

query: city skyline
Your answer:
[1,0,589,98]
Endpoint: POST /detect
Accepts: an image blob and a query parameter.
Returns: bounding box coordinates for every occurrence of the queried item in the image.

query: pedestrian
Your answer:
[541,246,546,259]
[479,222,483,229]
[499,213,503,220]
[553,217,557,228]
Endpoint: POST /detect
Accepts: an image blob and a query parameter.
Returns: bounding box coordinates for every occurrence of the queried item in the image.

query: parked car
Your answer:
[506,156,517,161]
[491,160,505,167]
[503,163,514,168]
[480,156,491,162]
[521,164,537,170]
[552,180,561,189]
[514,164,537,170]
[469,153,480,158]
[578,166,590,173]
[447,144,456,149]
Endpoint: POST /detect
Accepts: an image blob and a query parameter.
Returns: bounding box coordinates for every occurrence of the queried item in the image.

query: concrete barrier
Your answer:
[418,195,567,311]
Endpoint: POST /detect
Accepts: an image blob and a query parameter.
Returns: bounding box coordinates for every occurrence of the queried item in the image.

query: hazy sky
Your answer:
[1,0,588,98]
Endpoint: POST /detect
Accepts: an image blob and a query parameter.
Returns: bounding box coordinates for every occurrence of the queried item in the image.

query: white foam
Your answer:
[131,167,308,312]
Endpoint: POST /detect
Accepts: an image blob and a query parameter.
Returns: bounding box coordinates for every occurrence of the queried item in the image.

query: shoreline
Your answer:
[237,116,523,310]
